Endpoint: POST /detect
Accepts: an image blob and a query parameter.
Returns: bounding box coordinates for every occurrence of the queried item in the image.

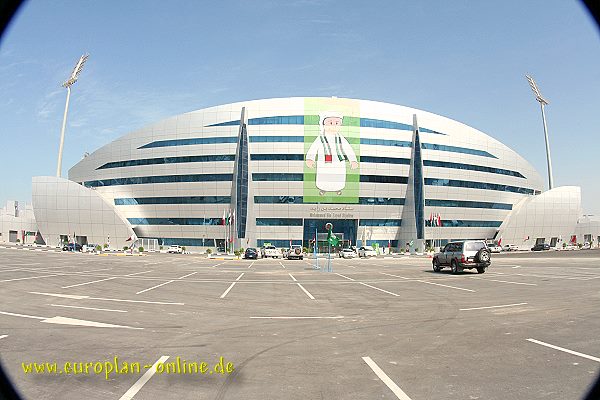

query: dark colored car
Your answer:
[432,240,491,274]
[62,243,83,252]
[531,243,551,251]
[244,247,258,259]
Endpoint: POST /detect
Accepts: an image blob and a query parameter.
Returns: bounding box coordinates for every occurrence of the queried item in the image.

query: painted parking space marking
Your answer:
[118,356,170,400]
[250,316,344,319]
[0,273,61,283]
[527,338,600,363]
[460,302,528,311]
[177,271,199,279]
[359,282,401,297]
[0,335,7,340]
[248,261,255,269]
[380,272,475,292]
[289,273,316,300]
[362,356,412,400]
[469,277,537,286]
[219,273,245,299]
[136,280,175,295]
[335,273,355,281]
[49,304,128,313]
[0,310,142,329]
[62,276,117,289]
[30,291,184,305]
[124,270,154,276]
[279,261,286,269]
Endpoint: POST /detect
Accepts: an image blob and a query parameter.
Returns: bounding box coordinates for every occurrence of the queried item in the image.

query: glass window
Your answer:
[359,156,410,165]
[256,218,303,226]
[138,137,237,149]
[423,160,525,178]
[360,175,408,184]
[424,178,535,195]
[115,196,230,205]
[98,154,235,170]
[84,174,232,188]
[425,199,512,210]
[359,219,402,227]
[252,173,303,181]
[421,143,496,158]
[360,138,412,147]
[250,154,304,161]
[128,217,223,225]
[248,136,304,143]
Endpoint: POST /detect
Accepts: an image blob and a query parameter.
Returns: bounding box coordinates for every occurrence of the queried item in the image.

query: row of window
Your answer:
[429,220,503,228]
[250,173,408,184]
[115,196,231,205]
[130,218,500,228]
[95,153,523,181]
[206,115,444,134]
[98,155,236,170]
[253,196,404,205]
[84,174,233,187]
[424,199,512,210]
[137,136,494,158]
[423,160,524,178]
[128,217,223,225]
[256,239,303,247]
[113,195,510,210]
[424,178,535,195]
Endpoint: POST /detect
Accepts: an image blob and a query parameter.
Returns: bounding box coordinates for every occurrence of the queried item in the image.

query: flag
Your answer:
[437,214,442,227]
[327,226,339,246]
[429,213,433,227]
[498,237,502,246]
[126,236,132,241]
[222,209,226,226]
[227,209,231,225]
[232,209,235,226]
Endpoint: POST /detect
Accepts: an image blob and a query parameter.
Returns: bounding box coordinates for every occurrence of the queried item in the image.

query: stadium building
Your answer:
[31,97,597,252]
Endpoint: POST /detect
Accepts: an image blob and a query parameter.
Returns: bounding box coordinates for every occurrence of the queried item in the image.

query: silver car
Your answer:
[432,240,491,274]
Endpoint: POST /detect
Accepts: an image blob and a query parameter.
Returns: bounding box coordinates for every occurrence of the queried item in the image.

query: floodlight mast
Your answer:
[56,54,89,177]
[525,74,554,190]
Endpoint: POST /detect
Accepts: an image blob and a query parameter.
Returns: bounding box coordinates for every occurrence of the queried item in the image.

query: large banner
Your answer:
[303,98,360,204]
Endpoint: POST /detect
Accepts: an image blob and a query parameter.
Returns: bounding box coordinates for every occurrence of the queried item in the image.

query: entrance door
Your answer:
[303,219,358,252]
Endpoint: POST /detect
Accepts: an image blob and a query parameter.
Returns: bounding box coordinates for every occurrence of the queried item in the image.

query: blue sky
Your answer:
[1,0,599,214]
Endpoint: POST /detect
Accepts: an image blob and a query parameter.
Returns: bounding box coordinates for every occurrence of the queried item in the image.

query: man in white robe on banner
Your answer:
[306,112,358,196]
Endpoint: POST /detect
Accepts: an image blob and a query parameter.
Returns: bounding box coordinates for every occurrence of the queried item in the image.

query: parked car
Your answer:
[167,245,183,254]
[563,244,578,251]
[531,243,550,251]
[286,245,304,260]
[487,244,502,253]
[62,243,82,252]
[502,244,519,252]
[432,240,491,274]
[357,246,377,258]
[338,248,357,258]
[83,244,98,252]
[244,247,258,259]
[262,245,280,258]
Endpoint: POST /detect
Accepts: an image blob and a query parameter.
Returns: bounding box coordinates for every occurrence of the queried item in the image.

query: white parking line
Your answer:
[177,271,199,279]
[0,274,61,283]
[212,261,228,268]
[136,280,175,295]
[119,355,170,400]
[526,338,600,363]
[359,282,401,297]
[29,292,184,305]
[335,273,355,281]
[362,356,412,400]
[0,335,7,340]
[62,277,117,289]
[220,273,244,299]
[470,277,537,286]
[380,272,475,292]
[251,316,343,319]
[460,302,528,311]
[49,304,128,313]
[248,261,255,269]
[279,261,286,269]
[289,273,315,299]
[124,270,153,276]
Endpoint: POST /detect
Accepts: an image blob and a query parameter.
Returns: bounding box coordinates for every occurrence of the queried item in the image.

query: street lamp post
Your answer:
[525,74,554,190]
[56,54,89,178]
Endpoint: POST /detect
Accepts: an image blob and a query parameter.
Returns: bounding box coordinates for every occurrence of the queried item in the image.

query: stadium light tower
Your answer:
[525,74,553,190]
[56,54,89,177]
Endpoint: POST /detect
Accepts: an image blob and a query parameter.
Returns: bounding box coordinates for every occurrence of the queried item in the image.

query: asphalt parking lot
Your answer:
[1,248,599,400]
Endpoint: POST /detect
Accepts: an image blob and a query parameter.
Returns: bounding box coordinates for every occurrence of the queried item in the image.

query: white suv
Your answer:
[286,245,304,260]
